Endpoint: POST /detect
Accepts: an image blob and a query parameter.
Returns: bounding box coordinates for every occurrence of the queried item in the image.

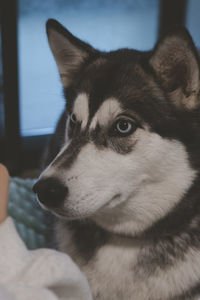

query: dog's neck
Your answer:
[142,175,200,239]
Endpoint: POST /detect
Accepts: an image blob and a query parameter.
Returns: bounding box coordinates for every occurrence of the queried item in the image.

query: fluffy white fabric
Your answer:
[0,217,92,300]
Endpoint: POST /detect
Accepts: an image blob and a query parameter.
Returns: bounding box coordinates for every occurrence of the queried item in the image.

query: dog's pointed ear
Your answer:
[150,28,200,109]
[46,19,98,88]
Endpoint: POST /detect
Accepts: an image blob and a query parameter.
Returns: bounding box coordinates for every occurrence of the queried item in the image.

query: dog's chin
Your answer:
[101,193,125,209]
[50,210,78,220]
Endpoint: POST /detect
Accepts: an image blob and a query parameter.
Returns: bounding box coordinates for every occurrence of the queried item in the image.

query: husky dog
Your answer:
[33,19,200,300]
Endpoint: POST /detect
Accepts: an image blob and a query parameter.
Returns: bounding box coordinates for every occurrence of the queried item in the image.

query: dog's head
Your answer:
[33,20,200,236]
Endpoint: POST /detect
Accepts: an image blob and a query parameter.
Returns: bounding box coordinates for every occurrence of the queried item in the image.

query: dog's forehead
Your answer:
[71,57,152,127]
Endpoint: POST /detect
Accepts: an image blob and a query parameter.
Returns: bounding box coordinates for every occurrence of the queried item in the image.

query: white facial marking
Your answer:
[42,129,196,232]
[94,132,196,236]
[73,93,89,129]
[90,98,122,130]
[40,122,196,240]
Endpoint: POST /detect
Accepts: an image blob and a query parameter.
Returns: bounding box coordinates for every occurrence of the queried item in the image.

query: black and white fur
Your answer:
[33,19,200,300]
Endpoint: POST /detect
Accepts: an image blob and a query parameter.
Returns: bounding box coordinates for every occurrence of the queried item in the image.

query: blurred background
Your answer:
[0,0,199,176]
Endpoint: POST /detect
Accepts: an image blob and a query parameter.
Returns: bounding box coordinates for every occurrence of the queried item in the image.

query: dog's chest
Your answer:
[57,221,200,300]
[57,222,154,299]
[80,241,147,300]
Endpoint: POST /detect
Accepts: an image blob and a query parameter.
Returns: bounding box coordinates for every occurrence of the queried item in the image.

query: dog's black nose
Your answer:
[33,177,68,208]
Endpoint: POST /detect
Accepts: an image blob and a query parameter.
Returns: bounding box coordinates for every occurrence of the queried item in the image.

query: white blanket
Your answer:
[0,217,92,300]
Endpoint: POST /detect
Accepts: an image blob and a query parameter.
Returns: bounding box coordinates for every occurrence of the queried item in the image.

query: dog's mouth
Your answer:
[39,193,123,221]
[102,193,123,209]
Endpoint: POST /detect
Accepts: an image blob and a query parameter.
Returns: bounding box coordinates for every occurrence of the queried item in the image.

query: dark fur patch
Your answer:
[52,133,88,170]
[42,110,68,169]
[170,283,200,300]
[90,125,137,154]
[68,219,109,263]
[134,175,200,275]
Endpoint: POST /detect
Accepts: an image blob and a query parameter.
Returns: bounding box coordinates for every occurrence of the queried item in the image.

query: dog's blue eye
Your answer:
[113,119,136,136]
[70,113,77,123]
[116,120,132,133]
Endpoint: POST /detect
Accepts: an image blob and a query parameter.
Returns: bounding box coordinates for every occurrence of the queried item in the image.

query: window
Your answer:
[18,0,159,137]
[186,0,200,48]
